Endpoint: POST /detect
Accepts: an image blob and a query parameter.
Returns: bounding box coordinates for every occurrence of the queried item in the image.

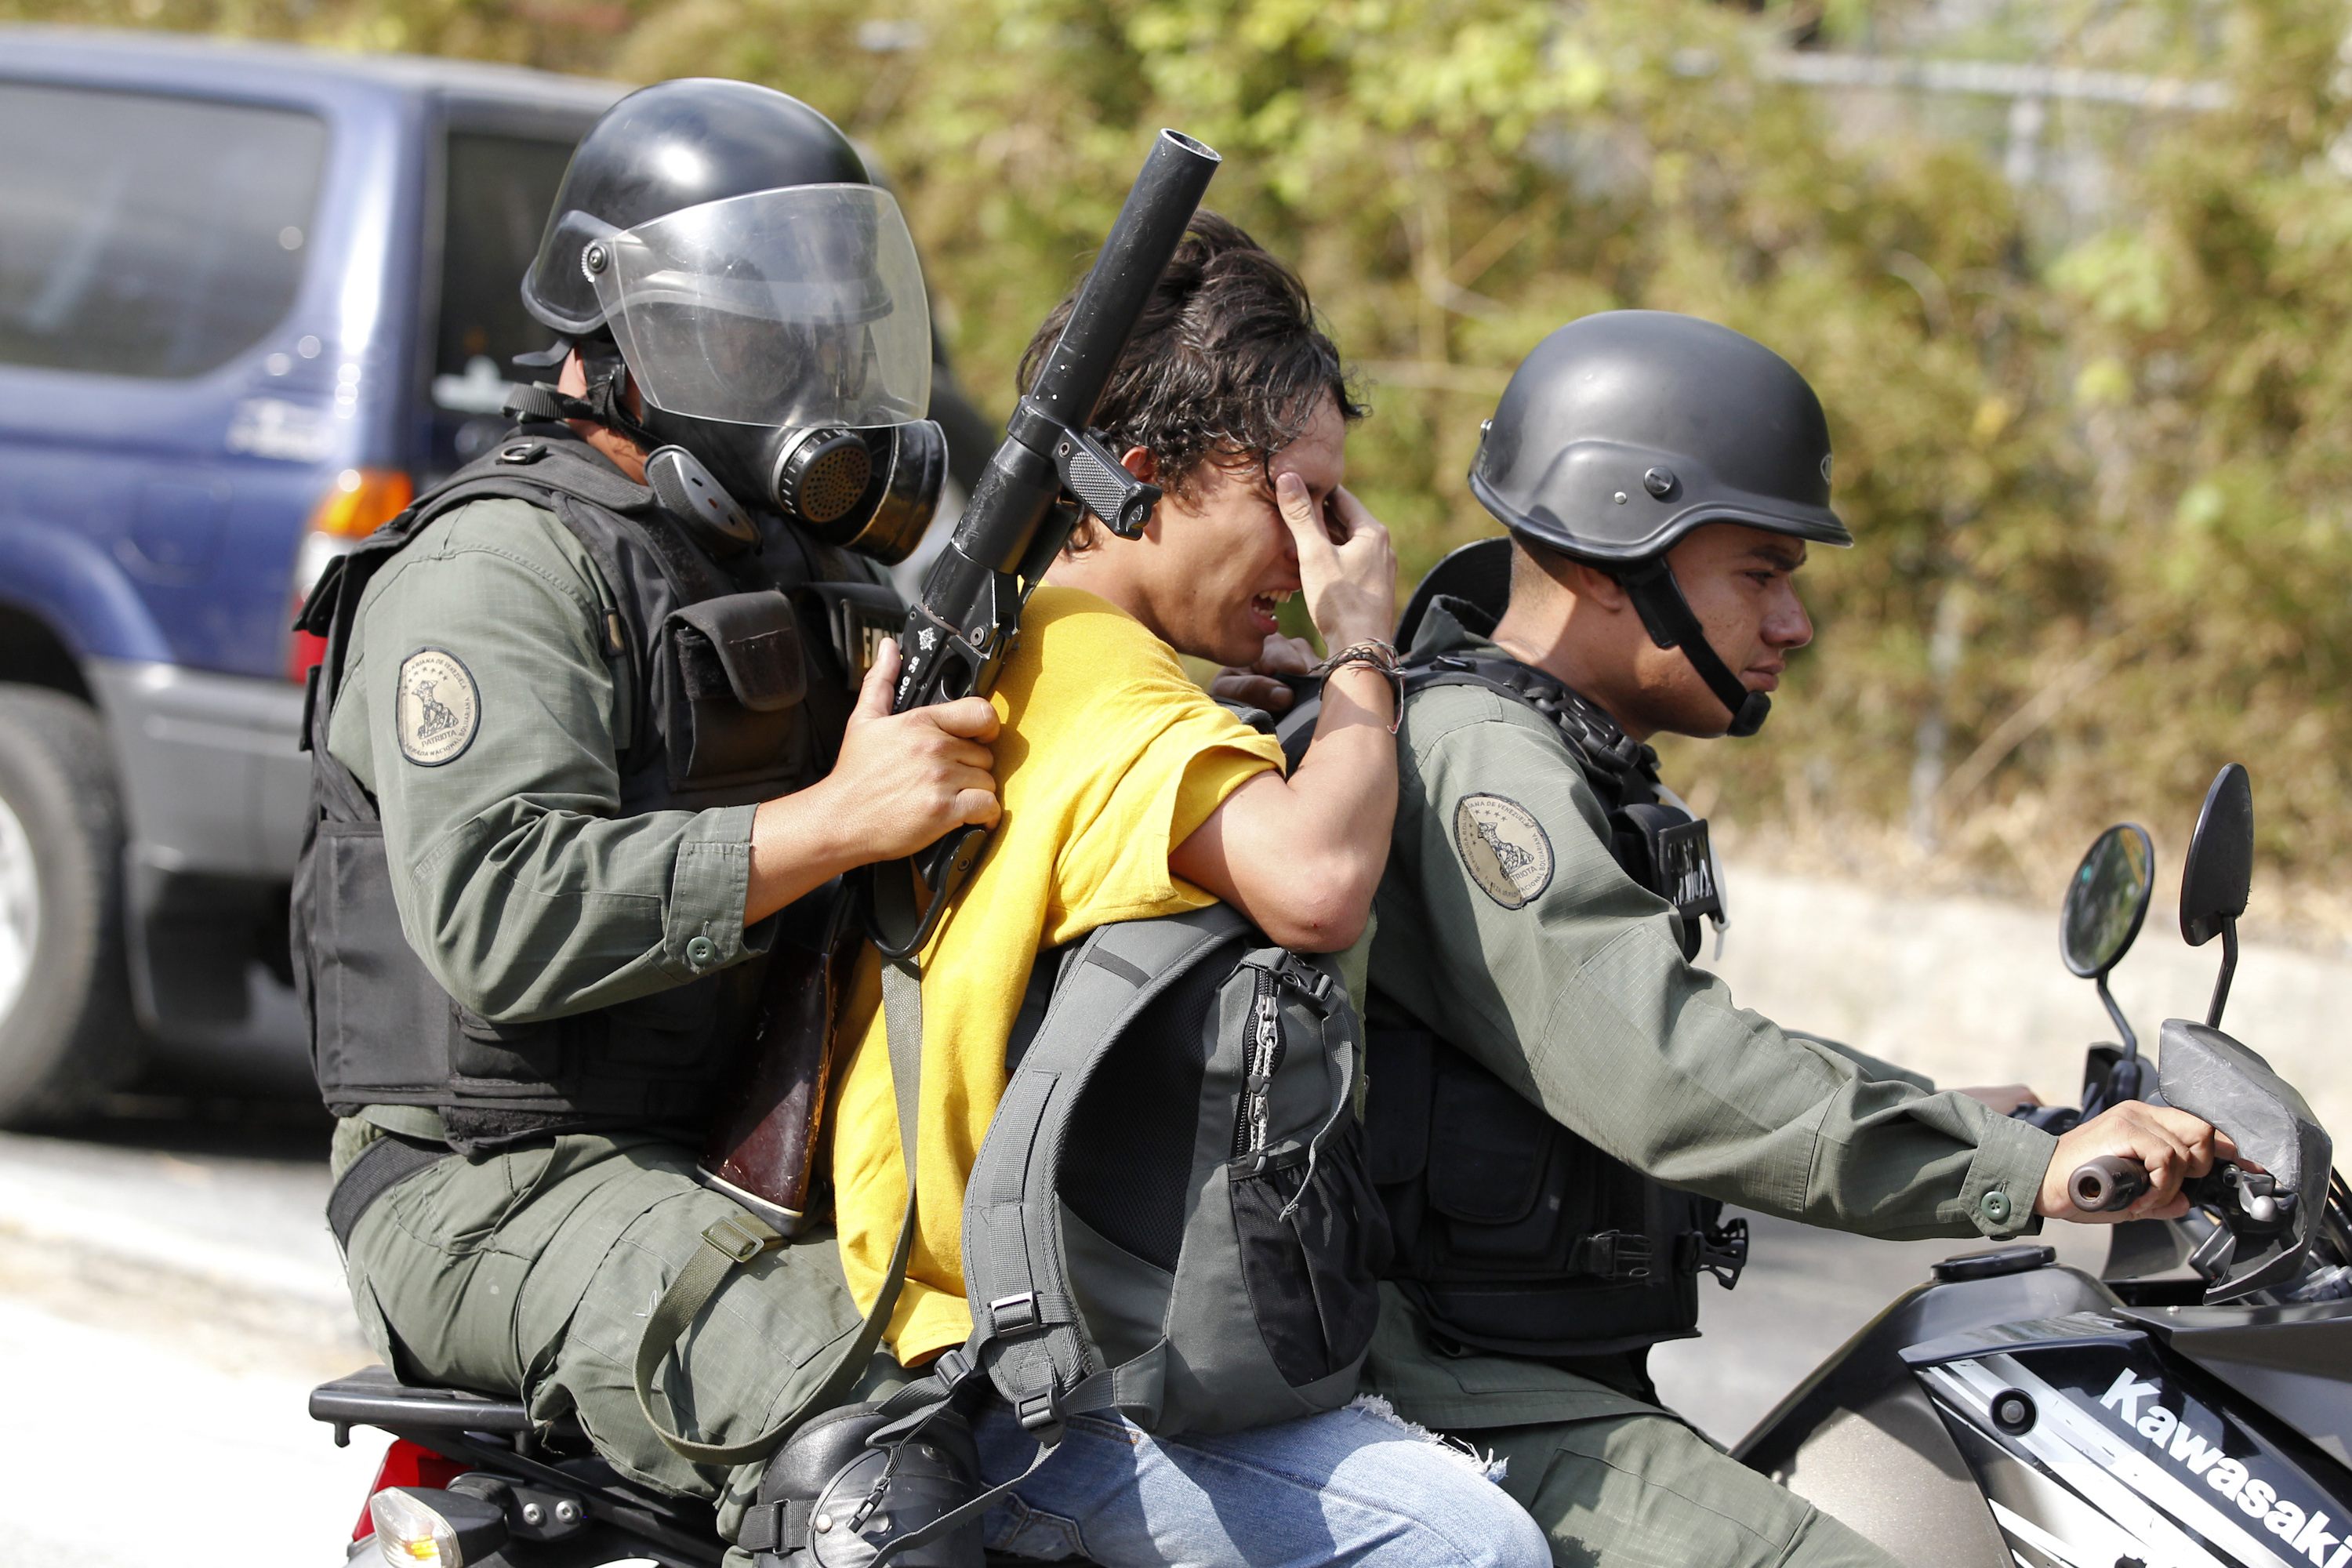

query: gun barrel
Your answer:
[1026,130,1223,428]
[929,128,1219,589]
[872,129,1218,957]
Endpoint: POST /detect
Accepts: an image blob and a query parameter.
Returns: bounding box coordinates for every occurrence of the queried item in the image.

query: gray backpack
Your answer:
[766,904,1389,1565]
[958,902,1385,1434]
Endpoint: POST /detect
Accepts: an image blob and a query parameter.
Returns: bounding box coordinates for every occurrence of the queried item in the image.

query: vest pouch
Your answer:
[308,818,455,1109]
[448,1003,572,1093]
[656,590,815,793]
[800,579,906,683]
[1425,1065,1587,1265]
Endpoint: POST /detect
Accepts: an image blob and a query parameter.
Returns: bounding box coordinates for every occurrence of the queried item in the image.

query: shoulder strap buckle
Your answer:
[1689,1215,1749,1289]
[1272,953,1335,1008]
[702,1212,783,1265]
[986,1291,1042,1338]
[1013,1385,1064,1436]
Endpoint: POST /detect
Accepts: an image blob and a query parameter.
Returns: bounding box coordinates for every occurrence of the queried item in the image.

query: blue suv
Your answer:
[0,31,989,1120]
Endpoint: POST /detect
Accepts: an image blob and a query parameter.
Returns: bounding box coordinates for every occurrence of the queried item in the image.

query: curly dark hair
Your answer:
[1017,212,1365,529]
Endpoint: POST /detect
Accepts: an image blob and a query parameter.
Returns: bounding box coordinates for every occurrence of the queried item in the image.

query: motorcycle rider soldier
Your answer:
[298,79,1007,1552]
[1226,310,2228,1568]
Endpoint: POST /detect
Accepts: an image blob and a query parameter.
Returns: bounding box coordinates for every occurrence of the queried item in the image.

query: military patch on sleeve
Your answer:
[395,648,481,767]
[1454,793,1554,910]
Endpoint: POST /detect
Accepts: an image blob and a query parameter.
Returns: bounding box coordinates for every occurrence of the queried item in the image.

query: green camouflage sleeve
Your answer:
[325,498,767,1024]
[1373,691,2052,1240]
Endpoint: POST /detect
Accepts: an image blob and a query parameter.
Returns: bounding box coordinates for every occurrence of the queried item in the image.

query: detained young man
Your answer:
[825,216,1548,1567]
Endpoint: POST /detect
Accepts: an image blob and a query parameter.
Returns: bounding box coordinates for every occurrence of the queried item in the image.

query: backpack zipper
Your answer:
[1235,968,1284,1157]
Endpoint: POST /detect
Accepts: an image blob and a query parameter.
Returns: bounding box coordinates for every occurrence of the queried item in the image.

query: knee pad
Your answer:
[741,1402,984,1568]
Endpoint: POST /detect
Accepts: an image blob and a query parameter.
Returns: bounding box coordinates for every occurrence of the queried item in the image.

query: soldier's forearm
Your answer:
[745,786,870,925]
[397,800,765,1021]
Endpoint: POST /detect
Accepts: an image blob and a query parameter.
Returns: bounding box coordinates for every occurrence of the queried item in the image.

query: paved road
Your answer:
[0,1097,2125,1565]
[0,1102,376,1567]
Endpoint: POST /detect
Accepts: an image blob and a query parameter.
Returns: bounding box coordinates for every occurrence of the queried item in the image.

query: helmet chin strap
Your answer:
[575,337,662,451]
[503,336,662,453]
[1614,557,1771,739]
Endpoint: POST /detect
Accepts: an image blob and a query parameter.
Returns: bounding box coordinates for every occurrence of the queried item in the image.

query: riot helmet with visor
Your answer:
[519,78,944,563]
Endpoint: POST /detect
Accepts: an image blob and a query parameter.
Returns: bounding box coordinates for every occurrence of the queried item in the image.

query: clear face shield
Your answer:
[578,185,945,562]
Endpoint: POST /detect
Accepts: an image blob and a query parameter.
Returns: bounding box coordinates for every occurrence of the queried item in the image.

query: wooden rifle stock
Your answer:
[695,883,859,1234]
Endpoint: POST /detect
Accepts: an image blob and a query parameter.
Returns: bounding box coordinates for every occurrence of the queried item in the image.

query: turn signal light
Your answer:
[350,1439,466,1541]
[364,1486,507,1568]
[288,466,414,681]
[368,1489,463,1566]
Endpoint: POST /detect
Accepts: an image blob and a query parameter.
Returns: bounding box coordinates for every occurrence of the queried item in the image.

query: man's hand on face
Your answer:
[2038,1101,2234,1223]
[1211,633,1317,713]
[818,637,1002,858]
[1282,475,1395,655]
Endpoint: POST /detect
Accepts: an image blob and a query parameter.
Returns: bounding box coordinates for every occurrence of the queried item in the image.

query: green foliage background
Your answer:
[22,0,2350,913]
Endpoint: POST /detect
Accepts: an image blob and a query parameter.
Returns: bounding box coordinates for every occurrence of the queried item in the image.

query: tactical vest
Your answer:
[290,423,903,1152]
[1334,647,1748,1359]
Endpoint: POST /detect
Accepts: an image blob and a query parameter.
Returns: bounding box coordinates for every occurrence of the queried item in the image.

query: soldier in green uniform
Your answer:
[296,80,1000,1547]
[1237,310,2226,1567]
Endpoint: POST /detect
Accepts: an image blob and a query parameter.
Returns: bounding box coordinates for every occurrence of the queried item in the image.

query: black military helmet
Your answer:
[1468,310,1850,736]
[523,78,870,338]
[1471,310,1849,561]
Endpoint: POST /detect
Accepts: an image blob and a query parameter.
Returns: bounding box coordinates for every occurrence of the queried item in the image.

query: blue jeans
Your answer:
[973,1398,1552,1568]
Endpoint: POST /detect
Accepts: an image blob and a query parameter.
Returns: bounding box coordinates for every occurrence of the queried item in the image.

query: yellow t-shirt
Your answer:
[829,586,1287,1363]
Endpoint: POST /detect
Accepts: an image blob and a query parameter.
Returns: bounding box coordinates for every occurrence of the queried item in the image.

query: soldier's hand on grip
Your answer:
[827,638,1002,858]
[2038,1101,2233,1222]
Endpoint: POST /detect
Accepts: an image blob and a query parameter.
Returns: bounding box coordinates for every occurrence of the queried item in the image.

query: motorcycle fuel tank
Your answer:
[1737,1247,2116,1567]
[1905,1310,2352,1567]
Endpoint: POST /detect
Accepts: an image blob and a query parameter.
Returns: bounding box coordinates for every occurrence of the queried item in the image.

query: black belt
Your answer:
[328,1131,452,1248]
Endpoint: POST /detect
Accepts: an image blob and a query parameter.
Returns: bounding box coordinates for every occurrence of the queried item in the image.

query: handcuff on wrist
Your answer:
[1312,638,1405,732]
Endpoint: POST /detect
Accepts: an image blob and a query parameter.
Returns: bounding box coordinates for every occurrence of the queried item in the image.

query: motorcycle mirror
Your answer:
[2180,763,2252,1029]
[2060,823,2154,1065]
[2060,824,2154,979]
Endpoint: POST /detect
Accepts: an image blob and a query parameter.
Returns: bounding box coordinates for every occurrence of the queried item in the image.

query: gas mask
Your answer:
[561,184,947,564]
[640,393,947,565]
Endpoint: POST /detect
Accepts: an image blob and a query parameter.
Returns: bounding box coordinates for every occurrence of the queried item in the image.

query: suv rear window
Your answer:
[0,84,326,379]
[427,128,581,470]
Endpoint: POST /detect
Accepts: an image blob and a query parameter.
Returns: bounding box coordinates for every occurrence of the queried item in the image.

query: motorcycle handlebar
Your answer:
[2069,1154,2151,1213]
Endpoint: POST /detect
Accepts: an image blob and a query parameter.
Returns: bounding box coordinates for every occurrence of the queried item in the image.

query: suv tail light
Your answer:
[352,1437,467,1541]
[288,466,413,681]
